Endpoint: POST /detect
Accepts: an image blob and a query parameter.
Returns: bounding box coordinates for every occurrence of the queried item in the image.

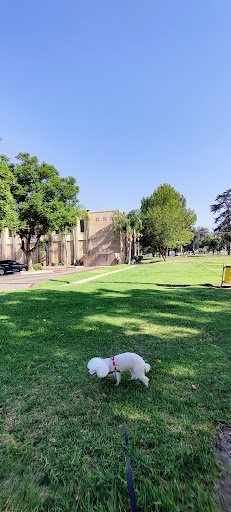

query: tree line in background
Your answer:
[184,227,224,255]
[182,190,231,256]
[114,184,231,262]
[0,149,230,267]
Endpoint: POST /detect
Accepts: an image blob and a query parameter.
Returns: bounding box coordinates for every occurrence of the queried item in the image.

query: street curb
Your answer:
[25,268,80,275]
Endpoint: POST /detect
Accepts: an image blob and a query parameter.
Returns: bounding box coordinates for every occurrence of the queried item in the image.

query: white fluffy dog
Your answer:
[87,352,150,388]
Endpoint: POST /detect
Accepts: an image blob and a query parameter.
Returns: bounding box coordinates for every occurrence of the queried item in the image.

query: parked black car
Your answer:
[0,260,28,275]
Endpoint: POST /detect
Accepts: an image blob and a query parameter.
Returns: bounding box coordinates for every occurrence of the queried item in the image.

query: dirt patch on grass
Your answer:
[215,428,231,511]
[4,398,23,432]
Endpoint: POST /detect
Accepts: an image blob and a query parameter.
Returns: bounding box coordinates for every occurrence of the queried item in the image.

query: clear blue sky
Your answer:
[1,0,230,229]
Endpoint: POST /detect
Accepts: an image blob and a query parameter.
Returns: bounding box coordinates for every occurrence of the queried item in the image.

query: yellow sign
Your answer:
[221,264,231,287]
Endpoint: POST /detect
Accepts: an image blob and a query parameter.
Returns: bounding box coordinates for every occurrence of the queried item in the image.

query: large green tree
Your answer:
[0,155,18,231]
[141,184,197,261]
[210,189,231,254]
[6,153,81,270]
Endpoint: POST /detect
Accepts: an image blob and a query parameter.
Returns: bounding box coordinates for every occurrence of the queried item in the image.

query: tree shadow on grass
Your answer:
[1,283,230,360]
[0,284,231,511]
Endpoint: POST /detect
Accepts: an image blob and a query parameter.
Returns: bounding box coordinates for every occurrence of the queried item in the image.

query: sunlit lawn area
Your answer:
[0,255,231,511]
[35,264,129,289]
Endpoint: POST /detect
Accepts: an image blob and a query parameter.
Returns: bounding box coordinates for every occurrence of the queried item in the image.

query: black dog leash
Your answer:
[124,423,138,512]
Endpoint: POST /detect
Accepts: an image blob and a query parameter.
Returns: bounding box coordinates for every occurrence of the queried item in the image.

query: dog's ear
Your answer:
[97,361,109,378]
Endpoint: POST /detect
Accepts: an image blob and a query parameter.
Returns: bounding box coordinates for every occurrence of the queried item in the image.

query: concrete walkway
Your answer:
[58,265,138,287]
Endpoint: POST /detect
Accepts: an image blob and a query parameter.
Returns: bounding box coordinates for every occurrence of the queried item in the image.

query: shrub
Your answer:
[133,255,143,262]
[33,263,43,271]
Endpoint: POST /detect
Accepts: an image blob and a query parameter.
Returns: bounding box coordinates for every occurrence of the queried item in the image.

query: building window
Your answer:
[103,216,107,221]
[80,219,84,233]
[9,231,13,237]
[95,217,99,221]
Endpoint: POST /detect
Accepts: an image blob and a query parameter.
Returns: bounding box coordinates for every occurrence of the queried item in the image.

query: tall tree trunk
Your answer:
[125,235,129,263]
[120,229,123,262]
[160,246,168,262]
[128,235,132,264]
[22,239,33,271]
[26,252,33,271]
[133,230,137,257]
[64,228,68,266]
[72,226,76,264]
[137,235,140,256]
[21,235,43,271]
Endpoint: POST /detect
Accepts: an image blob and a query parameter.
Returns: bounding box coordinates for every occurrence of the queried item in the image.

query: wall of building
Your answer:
[88,211,122,255]
[0,210,126,266]
[83,252,119,266]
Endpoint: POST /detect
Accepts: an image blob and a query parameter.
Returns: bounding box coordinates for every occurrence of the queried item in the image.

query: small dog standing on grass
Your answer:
[87,352,150,388]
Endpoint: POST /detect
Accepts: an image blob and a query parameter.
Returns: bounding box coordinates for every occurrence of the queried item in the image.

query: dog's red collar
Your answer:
[111,356,120,373]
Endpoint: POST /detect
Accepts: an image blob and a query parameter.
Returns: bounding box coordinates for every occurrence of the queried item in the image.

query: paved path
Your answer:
[0,266,105,292]
[61,265,137,287]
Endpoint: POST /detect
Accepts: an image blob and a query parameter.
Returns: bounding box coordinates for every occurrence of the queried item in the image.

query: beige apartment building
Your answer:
[0,211,126,267]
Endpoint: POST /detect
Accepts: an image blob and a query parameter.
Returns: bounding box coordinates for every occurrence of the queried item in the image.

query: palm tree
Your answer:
[127,225,133,264]
[128,210,142,259]
[114,210,142,263]
[113,210,130,263]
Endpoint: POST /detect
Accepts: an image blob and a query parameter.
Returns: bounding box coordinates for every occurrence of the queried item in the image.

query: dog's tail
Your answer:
[144,363,150,373]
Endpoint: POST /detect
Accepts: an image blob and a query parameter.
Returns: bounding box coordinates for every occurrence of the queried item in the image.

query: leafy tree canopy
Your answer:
[201,234,223,253]
[113,210,128,232]
[184,227,212,253]
[141,183,197,260]
[210,189,231,254]
[128,209,142,234]
[0,155,18,230]
[0,153,82,270]
[12,153,80,237]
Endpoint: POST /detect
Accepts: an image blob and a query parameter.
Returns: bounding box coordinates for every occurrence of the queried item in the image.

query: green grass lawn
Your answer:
[0,255,231,511]
[34,264,129,289]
